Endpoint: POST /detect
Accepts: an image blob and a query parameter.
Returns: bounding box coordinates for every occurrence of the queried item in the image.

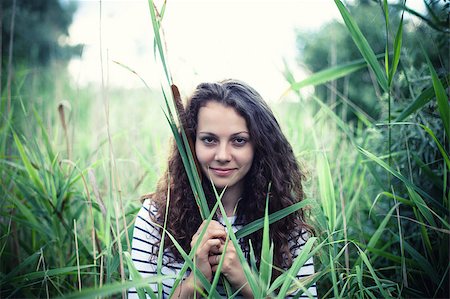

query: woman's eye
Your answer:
[233,137,247,146]
[201,137,216,145]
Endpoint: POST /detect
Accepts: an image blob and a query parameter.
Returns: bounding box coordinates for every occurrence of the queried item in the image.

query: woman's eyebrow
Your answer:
[198,131,249,136]
[231,131,250,136]
[197,131,217,136]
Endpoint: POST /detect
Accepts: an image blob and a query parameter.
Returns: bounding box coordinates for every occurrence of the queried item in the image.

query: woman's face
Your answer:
[195,101,254,192]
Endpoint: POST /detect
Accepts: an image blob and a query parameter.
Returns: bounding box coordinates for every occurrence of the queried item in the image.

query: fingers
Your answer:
[209,242,222,255]
[191,220,227,248]
[209,253,223,264]
[195,239,222,265]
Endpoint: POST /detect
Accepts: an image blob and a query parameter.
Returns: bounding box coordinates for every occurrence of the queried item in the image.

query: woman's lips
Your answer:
[210,167,237,177]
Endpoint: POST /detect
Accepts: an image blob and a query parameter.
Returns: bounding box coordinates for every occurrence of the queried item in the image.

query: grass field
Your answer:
[1,0,448,298]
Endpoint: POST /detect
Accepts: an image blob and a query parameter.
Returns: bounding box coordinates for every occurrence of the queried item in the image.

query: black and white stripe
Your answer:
[128,199,317,298]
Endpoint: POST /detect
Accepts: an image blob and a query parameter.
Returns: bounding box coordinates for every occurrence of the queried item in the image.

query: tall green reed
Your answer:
[285,0,448,297]
[1,0,447,298]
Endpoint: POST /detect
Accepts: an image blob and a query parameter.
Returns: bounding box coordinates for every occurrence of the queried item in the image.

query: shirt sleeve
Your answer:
[285,229,318,298]
[128,200,161,299]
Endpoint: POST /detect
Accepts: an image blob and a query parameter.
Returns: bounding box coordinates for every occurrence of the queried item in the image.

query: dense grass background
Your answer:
[1,0,448,298]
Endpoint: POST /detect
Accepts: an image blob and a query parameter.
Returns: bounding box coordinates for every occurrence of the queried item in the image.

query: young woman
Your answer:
[129,79,317,298]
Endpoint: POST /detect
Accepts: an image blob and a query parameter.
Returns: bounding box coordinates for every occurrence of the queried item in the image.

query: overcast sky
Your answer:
[67,0,425,101]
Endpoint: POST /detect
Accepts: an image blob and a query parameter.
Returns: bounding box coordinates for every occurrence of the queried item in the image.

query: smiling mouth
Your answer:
[209,167,237,177]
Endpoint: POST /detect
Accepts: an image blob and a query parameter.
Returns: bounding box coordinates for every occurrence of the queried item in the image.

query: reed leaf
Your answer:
[328,245,339,298]
[357,248,392,298]
[334,0,388,92]
[32,108,55,161]
[161,108,209,219]
[335,171,364,229]
[312,95,355,141]
[383,0,389,78]
[388,1,404,85]
[259,183,273,292]
[164,226,222,298]
[124,252,157,299]
[407,187,437,227]
[358,146,446,213]
[210,184,260,297]
[317,152,336,231]
[147,0,171,85]
[414,211,434,259]
[167,200,221,298]
[235,198,315,239]
[419,124,450,172]
[5,196,49,237]
[290,58,368,90]
[396,236,441,284]
[59,275,176,299]
[156,174,171,299]
[13,132,45,194]
[424,50,450,139]
[209,236,230,298]
[0,250,40,285]
[276,237,317,298]
[395,75,449,121]
[362,204,398,263]
[10,264,93,283]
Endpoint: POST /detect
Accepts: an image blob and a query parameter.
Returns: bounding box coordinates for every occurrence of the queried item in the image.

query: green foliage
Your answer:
[1,0,81,68]
[286,0,449,297]
[0,0,448,298]
[295,0,449,123]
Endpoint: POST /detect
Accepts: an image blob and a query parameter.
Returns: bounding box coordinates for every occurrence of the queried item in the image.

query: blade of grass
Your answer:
[276,237,317,298]
[209,236,230,298]
[358,146,446,213]
[407,187,437,227]
[161,108,209,219]
[383,0,389,78]
[235,198,315,239]
[388,1,404,85]
[10,264,94,283]
[58,275,176,299]
[167,200,221,298]
[147,0,171,85]
[259,183,273,293]
[0,250,40,284]
[161,87,210,219]
[163,226,222,298]
[156,172,171,298]
[210,182,260,297]
[394,236,441,284]
[334,0,388,92]
[395,75,450,121]
[13,132,45,194]
[290,58,369,90]
[359,203,398,265]
[124,252,157,299]
[356,247,392,297]
[317,151,336,231]
[424,49,450,139]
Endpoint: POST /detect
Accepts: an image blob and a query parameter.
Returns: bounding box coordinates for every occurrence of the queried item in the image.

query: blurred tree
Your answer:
[1,0,81,68]
[0,0,81,130]
[294,2,449,296]
[295,0,449,122]
[0,0,82,154]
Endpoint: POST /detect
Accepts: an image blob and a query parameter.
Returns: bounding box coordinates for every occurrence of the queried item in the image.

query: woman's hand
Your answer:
[189,220,227,282]
[209,239,254,298]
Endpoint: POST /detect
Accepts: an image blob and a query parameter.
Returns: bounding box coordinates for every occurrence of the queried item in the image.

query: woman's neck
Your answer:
[218,181,243,217]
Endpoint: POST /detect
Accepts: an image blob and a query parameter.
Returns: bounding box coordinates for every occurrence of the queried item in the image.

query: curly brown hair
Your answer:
[149,79,310,275]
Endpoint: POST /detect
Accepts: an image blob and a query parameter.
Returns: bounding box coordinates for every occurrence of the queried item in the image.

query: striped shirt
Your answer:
[129,199,317,298]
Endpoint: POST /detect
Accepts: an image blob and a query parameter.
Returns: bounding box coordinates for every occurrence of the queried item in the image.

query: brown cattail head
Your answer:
[171,84,202,181]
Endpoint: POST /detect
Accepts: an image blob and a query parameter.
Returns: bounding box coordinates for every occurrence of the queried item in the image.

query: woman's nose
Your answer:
[215,143,231,163]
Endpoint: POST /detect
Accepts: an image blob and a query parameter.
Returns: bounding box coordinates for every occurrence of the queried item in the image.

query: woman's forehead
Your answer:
[197,101,248,131]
